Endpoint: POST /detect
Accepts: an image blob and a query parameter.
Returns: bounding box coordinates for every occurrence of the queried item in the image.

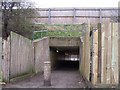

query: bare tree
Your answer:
[2,0,37,40]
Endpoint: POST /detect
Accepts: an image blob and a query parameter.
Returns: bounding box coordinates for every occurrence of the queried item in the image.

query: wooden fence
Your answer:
[1,22,119,86]
[2,32,34,82]
[80,22,119,85]
[100,21,118,85]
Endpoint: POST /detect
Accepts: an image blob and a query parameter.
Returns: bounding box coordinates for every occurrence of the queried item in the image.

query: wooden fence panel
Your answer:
[2,37,10,82]
[101,21,119,85]
[10,32,34,79]
[80,22,119,85]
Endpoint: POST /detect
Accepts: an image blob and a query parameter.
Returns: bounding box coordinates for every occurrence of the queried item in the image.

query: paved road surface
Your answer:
[3,70,86,88]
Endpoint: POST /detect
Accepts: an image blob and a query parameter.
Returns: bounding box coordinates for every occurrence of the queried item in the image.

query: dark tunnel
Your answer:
[50,46,80,71]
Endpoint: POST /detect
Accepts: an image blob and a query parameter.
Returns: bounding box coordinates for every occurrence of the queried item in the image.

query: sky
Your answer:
[31,0,120,8]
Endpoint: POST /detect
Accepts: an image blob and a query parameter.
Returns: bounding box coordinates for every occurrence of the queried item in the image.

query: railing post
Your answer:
[48,8,51,24]
[73,8,76,24]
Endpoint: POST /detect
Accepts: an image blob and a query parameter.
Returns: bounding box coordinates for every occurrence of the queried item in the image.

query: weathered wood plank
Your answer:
[84,24,90,81]
[101,28,105,84]
[106,22,112,84]
[111,23,119,84]
[114,23,118,84]
[101,21,119,85]
[92,29,98,84]
[101,19,110,84]
[2,37,10,82]
[111,22,115,84]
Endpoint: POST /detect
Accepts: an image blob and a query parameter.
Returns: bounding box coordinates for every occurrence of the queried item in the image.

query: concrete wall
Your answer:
[34,37,50,74]
[49,37,80,47]
[2,36,81,82]
[50,50,58,70]
[80,24,90,82]
[34,37,80,72]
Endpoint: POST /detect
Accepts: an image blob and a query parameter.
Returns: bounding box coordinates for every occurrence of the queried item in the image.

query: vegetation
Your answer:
[34,24,83,31]
[33,24,83,39]
[2,0,37,40]
[1,0,37,82]
[34,30,48,39]
[48,30,82,37]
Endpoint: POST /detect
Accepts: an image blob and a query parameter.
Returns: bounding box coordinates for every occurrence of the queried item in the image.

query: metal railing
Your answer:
[33,30,48,40]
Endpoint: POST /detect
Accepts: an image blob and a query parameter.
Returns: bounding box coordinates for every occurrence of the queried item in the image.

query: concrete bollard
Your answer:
[44,61,51,86]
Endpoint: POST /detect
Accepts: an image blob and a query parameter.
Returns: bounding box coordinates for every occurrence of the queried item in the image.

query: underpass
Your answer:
[49,37,81,71]
[3,37,88,88]
[1,7,119,89]
[50,46,79,70]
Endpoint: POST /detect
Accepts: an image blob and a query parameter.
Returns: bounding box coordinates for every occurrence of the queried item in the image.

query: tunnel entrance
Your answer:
[50,46,80,71]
